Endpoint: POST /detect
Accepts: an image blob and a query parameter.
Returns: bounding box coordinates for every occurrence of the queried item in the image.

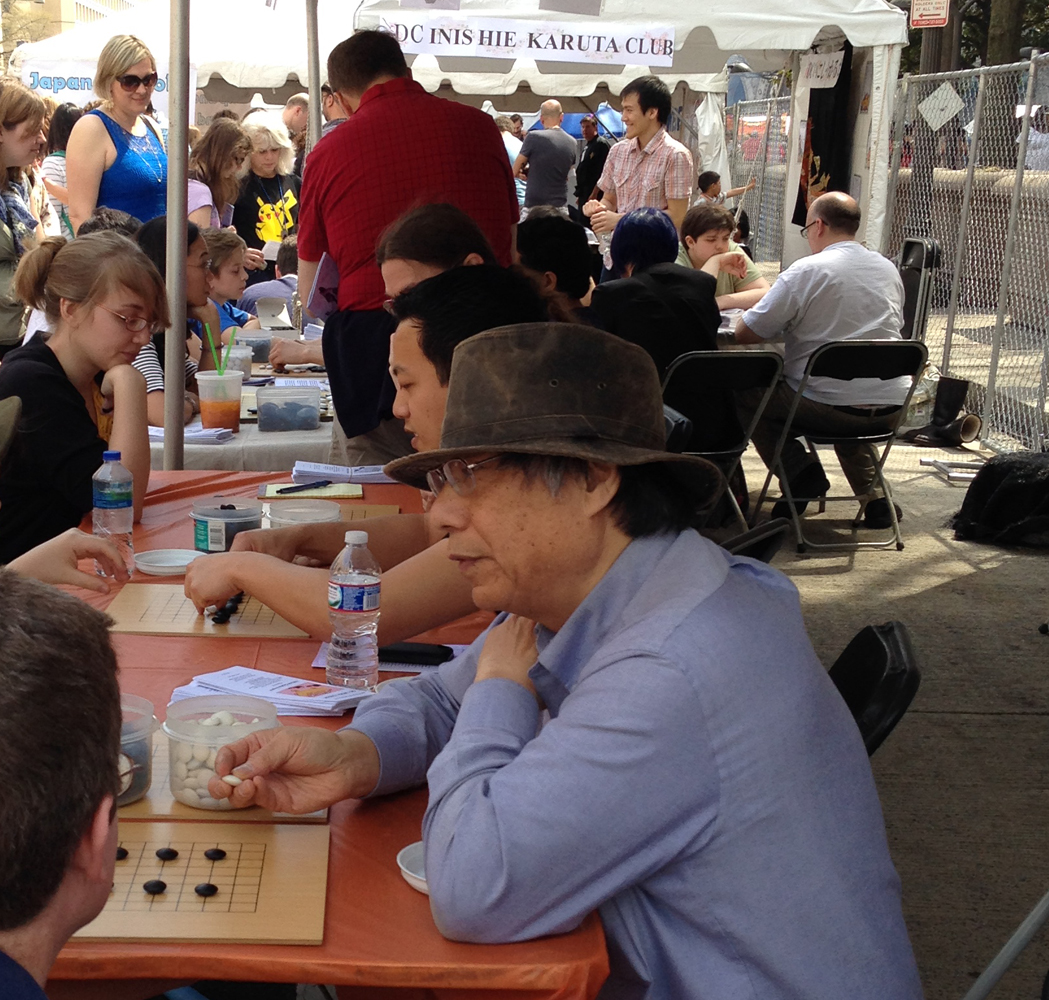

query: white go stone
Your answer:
[174,761,188,780]
[192,744,210,762]
[222,774,243,787]
[175,789,200,807]
[232,721,246,727]
[200,716,220,727]
[181,776,198,790]
[206,749,218,770]
[214,711,235,726]
[176,742,193,763]
[195,768,216,787]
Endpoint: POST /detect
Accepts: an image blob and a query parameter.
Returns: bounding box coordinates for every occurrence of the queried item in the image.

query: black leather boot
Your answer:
[902,376,981,447]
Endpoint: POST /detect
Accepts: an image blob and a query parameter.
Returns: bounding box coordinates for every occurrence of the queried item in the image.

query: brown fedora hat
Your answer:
[0,396,20,468]
[385,323,723,502]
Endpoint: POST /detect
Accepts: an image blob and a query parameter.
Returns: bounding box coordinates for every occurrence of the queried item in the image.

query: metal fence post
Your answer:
[983,50,1040,434]
[881,75,909,256]
[941,69,987,375]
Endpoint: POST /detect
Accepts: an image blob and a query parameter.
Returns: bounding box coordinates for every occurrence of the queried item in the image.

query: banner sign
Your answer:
[378,13,675,66]
[19,60,195,117]
[798,51,845,89]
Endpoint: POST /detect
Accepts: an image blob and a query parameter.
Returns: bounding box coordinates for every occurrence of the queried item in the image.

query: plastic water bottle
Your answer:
[327,530,381,690]
[92,451,134,577]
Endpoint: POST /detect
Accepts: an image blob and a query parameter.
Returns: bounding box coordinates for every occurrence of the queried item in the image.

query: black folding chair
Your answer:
[751,340,928,552]
[661,350,783,531]
[827,621,921,756]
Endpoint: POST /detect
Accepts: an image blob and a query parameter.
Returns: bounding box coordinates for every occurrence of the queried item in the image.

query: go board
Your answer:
[120,733,326,824]
[76,821,328,943]
[107,584,308,638]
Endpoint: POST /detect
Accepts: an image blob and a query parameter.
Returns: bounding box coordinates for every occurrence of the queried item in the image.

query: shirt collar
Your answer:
[635,126,667,156]
[357,75,423,111]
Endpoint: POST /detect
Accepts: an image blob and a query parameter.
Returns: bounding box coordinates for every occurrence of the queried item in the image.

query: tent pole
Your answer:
[306,0,322,150]
[163,0,190,472]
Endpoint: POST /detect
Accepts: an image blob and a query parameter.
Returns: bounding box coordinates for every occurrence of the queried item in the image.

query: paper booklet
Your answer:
[292,461,398,485]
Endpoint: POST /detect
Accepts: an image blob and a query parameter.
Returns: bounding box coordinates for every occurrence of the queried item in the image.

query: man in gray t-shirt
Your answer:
[513,101,578,209]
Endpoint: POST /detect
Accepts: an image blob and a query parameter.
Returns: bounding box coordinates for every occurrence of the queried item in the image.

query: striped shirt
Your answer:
[132,339,198,396]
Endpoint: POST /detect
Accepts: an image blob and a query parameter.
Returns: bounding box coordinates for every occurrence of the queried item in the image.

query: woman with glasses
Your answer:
[0,80,47,359]
[65,35,168,234]
[0,232,167,563]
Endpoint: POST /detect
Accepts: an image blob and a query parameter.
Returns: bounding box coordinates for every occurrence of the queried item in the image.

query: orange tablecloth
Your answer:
[48,471,608,1000]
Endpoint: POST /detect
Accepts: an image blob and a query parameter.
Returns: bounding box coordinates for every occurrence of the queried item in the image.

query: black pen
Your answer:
[275,480,332,494]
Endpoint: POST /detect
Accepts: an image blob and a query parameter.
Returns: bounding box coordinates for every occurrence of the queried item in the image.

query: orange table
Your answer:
[47,471,608,1000]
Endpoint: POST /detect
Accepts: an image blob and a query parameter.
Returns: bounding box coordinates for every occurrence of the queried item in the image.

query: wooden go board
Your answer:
[77,821,329,943]
[120,733,326,824]
[107,584,308,638]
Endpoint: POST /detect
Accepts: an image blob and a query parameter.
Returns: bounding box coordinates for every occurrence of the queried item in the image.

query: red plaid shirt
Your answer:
[298,77,518,312]
[598,127,694,216]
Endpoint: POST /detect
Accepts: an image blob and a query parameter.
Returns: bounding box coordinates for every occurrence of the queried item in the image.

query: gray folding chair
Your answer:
[661,350,783,531]
[751,340,928,552]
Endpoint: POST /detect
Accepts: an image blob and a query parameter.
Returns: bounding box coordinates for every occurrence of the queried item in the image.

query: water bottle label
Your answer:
[328,581,380,613]
[92,485,133,509]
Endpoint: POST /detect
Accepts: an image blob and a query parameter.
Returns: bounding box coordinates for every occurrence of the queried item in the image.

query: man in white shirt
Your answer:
[735,192,907,529]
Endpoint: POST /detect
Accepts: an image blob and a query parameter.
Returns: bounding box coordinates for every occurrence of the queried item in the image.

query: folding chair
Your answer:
[751,340,928,552]
[827,620,921,756]
[661,350,783,532]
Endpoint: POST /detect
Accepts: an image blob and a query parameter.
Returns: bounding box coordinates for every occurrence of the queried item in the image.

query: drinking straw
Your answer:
[220,328,236,376]
[204,322,222,373]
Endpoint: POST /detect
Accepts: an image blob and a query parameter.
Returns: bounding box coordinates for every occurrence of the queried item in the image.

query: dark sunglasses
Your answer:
[117,72,159,92]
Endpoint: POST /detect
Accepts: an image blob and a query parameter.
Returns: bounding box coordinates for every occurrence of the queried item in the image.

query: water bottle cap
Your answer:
[103,450,121,462]
[344,530,368,546]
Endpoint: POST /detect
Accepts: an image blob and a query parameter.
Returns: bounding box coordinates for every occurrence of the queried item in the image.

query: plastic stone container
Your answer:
[191,497,264,553]
[267,499,342,530]
[238,333,272,363]
[163,694,280,810]
[119,693,158,807]
[224,344,253,381]
[256,385,322,432]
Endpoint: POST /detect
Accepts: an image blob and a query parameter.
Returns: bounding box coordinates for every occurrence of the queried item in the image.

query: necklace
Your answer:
[254,173,288,236]
[104,110,165,187]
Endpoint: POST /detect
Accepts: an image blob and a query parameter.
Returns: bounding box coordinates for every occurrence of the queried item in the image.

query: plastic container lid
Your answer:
[121,693,158,745]
[344,530,368,545]
[191,498,264,522]
[267,500,342,528]
[162,694,280,747]
[103,450,121,461]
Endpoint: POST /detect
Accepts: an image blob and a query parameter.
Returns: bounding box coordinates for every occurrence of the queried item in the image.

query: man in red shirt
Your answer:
[298,31,519,464]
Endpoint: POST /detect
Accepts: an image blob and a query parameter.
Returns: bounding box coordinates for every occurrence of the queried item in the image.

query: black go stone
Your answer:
[143,879,167,895]
[194,882,219,897]
[116,846,129,860]
[204,848,227,861]
[155,847,179,861]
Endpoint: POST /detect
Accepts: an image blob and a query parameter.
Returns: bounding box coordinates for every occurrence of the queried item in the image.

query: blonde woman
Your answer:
[188,117,252,229]
[65,35,167,233]
[232,113,299,287]
[0,80,46,358]
[0,231,167,562]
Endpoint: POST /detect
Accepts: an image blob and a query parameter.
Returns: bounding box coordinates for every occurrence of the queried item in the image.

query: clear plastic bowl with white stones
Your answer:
[162,694,280,810]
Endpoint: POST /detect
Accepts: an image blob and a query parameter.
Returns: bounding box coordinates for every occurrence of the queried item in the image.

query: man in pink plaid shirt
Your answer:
[584,76,694,271]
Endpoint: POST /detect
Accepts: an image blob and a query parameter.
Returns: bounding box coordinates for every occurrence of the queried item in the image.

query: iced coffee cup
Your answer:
[196,371,244,433]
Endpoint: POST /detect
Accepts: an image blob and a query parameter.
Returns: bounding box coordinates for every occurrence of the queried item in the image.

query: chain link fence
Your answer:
[884,52,1049,453]
[725,96,791,276]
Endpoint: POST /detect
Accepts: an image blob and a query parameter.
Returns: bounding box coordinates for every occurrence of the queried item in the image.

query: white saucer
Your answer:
[396,841,427,895]
[134,549,203,576]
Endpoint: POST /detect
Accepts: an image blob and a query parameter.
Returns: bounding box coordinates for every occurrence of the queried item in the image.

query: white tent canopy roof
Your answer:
[10,0,906,97]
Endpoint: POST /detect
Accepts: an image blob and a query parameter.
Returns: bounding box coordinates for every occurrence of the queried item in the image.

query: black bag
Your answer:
[950,452,1049,546]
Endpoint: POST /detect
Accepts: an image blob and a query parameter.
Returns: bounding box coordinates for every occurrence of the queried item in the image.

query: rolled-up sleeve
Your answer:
[664,146,694,202]
[742,273,799,340]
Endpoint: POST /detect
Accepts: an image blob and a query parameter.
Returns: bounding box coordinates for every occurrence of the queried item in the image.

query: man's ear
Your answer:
[461,252,486,267]
[71,794,117,884]
[540,271,558,294]
[583,462,621,512]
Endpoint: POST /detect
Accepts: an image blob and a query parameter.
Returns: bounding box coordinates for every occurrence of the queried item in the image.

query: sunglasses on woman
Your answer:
[117,72,159,92]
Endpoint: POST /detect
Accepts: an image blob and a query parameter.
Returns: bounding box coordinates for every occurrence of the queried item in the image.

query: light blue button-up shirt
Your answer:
[351,531,922,1000]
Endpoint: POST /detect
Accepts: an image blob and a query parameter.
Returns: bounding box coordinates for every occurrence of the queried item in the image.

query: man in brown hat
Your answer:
[202,324,920,1000]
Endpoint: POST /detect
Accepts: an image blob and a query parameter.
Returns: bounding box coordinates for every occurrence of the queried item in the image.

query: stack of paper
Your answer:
[169,665,372,716]
[148,420,234,444]
[292,461,397,485]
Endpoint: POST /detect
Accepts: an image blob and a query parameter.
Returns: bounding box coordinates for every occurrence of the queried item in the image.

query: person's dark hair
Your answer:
[812,195,862,236]
[734,207,751,244]
[509,114,523,125]
[135,215,202,276]
[0,571,120,931]
[516,215,592,300]
[376,203,497,269]
[77,206,141,238]
[495,455,696,537]
[610,207,679,278]
[328,30,409,96]
[621,75,671,125]
[46,102,82,155]
[680,202,735,242]
[390,264,548,385]
[211,108,239,121]
[276,234,298,275]
[696,170,721,193]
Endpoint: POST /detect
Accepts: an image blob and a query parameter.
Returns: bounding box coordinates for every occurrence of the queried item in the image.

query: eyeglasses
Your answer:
[425,457,502,497]
[800,219,821,238]
[116,72,159,92]
[98,303,157,335]
[188,258,213,270]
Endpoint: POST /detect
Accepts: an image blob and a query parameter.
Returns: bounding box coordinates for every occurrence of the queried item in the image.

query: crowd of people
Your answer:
[0,26,922,1000]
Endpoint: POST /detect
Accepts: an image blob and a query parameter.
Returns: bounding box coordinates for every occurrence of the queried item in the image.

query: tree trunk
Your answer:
[986,0,1026,65]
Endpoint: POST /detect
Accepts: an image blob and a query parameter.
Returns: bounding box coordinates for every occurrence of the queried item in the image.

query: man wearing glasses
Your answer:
[734,192,908,529]
[201,323,922,1000]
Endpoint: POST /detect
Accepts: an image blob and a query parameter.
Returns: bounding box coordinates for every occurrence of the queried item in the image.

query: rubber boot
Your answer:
[929,376,970,427]
[902,376,980,446]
